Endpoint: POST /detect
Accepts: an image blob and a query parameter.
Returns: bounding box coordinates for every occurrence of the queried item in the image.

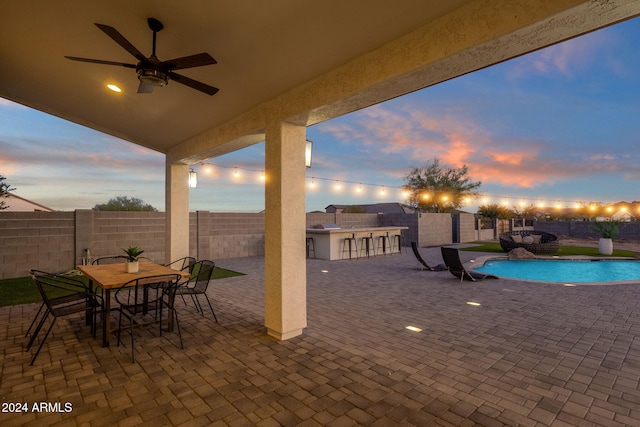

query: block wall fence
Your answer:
[0,210,482,280]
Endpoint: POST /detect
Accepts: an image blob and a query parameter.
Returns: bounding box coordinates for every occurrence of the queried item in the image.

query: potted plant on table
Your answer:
[123,246,144,273]
[593,220,620,255]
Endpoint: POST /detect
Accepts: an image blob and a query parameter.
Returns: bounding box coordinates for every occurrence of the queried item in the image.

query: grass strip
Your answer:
[459,241,637,257]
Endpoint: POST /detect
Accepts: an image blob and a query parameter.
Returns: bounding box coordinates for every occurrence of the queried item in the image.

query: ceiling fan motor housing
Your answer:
[137,67,168,87]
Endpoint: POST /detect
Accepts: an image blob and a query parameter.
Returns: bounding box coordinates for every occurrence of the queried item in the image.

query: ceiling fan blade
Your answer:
[137,82,154,93]
[95,23,147,62]
[65,56,137,68]
[169,72,219,96]
[163,53,217,70]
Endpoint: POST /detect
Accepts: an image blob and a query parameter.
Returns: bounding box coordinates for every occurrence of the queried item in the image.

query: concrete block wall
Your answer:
[456,213,478,243]
[0,211,75,279]
[306,212,336,228]
[378,213,418,247]
[335,213,379,228]
[418,213,453,247]
[305,212,379,229]
[535,220,640,241]
[86,211,167,263]
[205,212,266,260]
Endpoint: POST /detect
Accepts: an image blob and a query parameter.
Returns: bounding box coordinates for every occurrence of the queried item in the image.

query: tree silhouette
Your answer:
[403,159,481,213]
[93,196,157,211]
[0,175,16,210]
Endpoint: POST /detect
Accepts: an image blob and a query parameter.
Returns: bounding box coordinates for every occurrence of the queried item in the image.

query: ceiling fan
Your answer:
[65,17,219,96]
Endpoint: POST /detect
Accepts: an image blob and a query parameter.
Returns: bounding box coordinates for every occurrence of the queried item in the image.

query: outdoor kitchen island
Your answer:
[306,225,408,260]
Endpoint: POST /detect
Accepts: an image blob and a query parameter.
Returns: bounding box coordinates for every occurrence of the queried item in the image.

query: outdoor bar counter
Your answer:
[306,225,408,260]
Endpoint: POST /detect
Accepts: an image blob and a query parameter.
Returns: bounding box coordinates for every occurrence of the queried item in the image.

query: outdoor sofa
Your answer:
[499,231,559,254]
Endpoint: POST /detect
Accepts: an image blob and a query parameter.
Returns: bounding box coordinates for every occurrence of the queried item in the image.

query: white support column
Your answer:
[166,162,191,264]
[264,121,307,340]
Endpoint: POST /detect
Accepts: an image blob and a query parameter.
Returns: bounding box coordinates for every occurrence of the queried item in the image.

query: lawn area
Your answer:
[0,267,244,308]
[460,241,637,258]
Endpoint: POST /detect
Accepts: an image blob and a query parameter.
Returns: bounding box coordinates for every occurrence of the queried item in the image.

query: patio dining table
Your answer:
[77,262,189,347]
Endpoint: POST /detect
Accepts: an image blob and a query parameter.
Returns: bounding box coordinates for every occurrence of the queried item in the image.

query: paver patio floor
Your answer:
[2,246,640,426]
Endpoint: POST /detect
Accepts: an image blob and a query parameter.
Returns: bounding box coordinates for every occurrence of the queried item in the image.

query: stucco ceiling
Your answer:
[0,0,472,154]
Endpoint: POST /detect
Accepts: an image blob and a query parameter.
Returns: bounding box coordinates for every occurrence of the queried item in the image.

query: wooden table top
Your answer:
[77,262,189,290]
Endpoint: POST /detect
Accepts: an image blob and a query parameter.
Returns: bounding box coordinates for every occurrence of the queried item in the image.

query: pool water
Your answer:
[473,259,640,283]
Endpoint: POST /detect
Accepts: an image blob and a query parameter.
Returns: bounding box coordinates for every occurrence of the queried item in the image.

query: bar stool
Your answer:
[359,233,376,258]
[376,232,391,256]
[306,237,316,258]
[341,233,359,260]
[391,232,407,253]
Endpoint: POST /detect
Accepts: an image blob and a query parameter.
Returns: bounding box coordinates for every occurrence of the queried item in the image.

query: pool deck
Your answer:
[3,244,640,426]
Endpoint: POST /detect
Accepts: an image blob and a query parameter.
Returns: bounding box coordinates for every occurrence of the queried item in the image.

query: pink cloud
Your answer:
[317,101,635,192]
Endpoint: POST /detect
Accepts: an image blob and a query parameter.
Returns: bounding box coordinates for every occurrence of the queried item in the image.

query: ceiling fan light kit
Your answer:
[66,17,218,96]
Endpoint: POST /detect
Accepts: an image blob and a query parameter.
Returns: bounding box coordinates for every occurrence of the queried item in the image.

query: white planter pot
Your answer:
[126,261,139,273]
[598,238,613,255]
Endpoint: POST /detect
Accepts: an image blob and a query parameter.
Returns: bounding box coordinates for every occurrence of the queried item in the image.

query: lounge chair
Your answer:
[440,247,499,282]
[411,242,448,271]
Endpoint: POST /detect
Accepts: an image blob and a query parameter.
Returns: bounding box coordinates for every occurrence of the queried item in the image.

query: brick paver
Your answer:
[2,246,640,425]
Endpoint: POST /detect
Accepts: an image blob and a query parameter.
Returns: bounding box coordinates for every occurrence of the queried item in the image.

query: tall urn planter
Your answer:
[598,238,613,256]
[593,220,620,256]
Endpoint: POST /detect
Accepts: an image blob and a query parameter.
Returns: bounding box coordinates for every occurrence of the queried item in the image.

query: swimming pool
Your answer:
[473,258,640,283]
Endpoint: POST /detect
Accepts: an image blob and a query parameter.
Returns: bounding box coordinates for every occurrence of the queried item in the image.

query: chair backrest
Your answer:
[92,255,128,265]
[166,256,196,271]
[441,246,466,271]
[187,260,216,292]
[30,270,92,312]
[114,274,181,314]
[440,247,474,281]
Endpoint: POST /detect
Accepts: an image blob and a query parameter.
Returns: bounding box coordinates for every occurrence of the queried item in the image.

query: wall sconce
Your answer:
[305,140,313,168]
[189,169,197,188]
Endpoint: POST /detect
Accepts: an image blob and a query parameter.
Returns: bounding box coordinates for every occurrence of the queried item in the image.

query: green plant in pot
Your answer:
[123,246,144,273]
[593,221,620,255]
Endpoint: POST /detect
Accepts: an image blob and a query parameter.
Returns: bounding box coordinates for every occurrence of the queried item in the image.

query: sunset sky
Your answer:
[1,16,639,213]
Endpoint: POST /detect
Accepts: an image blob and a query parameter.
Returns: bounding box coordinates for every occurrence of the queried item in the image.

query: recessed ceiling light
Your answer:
[405,326,422,332]
[466,301,481,306]
[107,84,122,93]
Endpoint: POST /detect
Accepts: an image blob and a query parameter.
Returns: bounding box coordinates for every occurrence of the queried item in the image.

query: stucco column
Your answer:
[264,121,307,340]
[166,162,190,264]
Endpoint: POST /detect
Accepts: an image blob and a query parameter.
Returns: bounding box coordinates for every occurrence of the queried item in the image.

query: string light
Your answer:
[189,162,629,210]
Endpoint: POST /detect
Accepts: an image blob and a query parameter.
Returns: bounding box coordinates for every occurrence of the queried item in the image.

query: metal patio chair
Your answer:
[27,270,102,365]
[114,273,182,363]
[174,260,217,322]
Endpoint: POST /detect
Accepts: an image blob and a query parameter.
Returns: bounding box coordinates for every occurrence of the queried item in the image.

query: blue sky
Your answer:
[1,17,640,212]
